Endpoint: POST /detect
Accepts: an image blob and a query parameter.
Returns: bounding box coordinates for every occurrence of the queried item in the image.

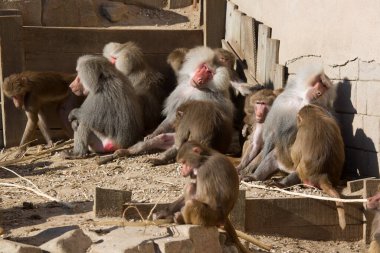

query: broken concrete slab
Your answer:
[0,239,42,253]
[40,228,92,253]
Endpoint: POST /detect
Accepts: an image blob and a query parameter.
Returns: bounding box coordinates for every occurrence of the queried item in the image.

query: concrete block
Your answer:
[363,115,380,152]
[285,56,323,75]
[339,59,359,80]
[94,187,132,217]
[89,226,168,253]
[334,80,357,113]
[175,225,223,253]
[324,64,340,80]
[338,113,363,149]
[356,81,368,114]
[366,82,380,117]
[161,238,193,253]
[345,148,378,178]
[0,239,42,253]
[359,60,380,81]
[40,229,92,253]
[368,152,380,178]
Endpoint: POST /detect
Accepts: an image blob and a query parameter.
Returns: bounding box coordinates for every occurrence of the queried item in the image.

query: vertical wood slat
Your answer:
[204,0,226,48]
[264,38,280,88]
[240,15,257,78]
[0,14,25,147]
[273,64,286,89]
[255,24,271,84]
[225,0,236,45]
[229,8,243,58]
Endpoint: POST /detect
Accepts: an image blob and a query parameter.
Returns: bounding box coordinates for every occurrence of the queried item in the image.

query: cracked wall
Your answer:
[231,0,380,177]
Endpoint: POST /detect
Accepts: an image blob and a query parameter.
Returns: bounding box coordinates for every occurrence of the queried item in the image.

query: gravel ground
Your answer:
[0,145,366,253]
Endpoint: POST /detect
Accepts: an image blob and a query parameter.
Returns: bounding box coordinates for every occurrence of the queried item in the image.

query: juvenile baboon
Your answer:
[291,104,345,229]
[64,55,144,158]
[237,89,280,174]
[166,47,189,76]
[146,100,233,166]
[367,188,380,253]
[156,141,252,253]
[2,71,83,155]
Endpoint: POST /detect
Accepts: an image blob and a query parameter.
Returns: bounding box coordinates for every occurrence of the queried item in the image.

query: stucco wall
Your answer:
[230,0,380,177]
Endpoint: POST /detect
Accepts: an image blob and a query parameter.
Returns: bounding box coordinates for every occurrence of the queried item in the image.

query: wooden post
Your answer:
[240,15,257,78]
[204,0,226,48]
[255,24,271,85]
[0,12,25,147]
[230,190,246,231]
[273,64,286,89]
[264,38,280,88]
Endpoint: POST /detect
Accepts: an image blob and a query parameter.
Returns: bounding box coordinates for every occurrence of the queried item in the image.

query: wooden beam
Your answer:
[246,197,363,241]
[264,38,280,88]
[255,24,271,85]
[94,187,132,218]
[273,64,286,89]
[204,0,226,47]
[224,1,236,44]
[230,190,246,231]
[229,8,243,58]
[0,14,25,147]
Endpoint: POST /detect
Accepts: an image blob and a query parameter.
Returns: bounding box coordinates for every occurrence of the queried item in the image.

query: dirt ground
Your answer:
[0,144,366,253]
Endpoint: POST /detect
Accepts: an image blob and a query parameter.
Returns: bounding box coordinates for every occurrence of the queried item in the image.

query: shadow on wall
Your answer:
[335,78,379,179]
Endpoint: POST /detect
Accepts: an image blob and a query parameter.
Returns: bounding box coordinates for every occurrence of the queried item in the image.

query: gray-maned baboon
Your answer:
[103,41,168,133]
[64,55,144,158]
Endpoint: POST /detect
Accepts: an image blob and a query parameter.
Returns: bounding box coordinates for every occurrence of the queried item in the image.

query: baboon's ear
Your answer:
[192,146,202,154]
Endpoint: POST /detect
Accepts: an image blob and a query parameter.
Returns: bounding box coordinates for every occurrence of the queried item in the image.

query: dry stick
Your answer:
[0,139,74,167]
[0,182,60,203]
[146,192,167,221]
[241,182,368,203]
[96,154,117,165]
[218,228,272,252]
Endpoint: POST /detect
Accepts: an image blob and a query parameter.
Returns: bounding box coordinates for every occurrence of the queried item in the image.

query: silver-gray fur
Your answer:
[69,55,144,156]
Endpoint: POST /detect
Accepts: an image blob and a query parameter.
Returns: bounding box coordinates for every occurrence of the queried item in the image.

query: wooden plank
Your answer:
[203,0,226,48]
[229,9,243,58]
[273,64,286,89]
[348,179,366,193]
[240,15,257,77]
[230,190,245,231]
[255,24,271,85]
[264,38,280,89]
[245,198,363,241]
[0,15,25,148]
[23,27,204,54]
[224,1,236,45]
[25,52,172,74]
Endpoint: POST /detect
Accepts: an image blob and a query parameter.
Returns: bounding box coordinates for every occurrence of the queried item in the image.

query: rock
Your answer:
[0,239,42,253]
[100,2,128,23]
[40,228,92,253]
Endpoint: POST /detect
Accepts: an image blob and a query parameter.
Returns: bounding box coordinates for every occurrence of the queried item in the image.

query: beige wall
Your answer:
[230,0,380,177]
[231,0,380,66]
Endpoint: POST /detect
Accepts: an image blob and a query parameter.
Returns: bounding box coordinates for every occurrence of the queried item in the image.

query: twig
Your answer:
[1,166,41,191]
[0,139,73,166]
[0,182,60,202]
[153,179,176,186]
[241,181,368,203]
[147,192,166,221]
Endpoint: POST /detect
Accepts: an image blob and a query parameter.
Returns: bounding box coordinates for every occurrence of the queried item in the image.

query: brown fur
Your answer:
[173,141,252,253]
[2,71,82,155]
[367,190,380,253]
[167,47,189,75]
[291,104,345,229]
